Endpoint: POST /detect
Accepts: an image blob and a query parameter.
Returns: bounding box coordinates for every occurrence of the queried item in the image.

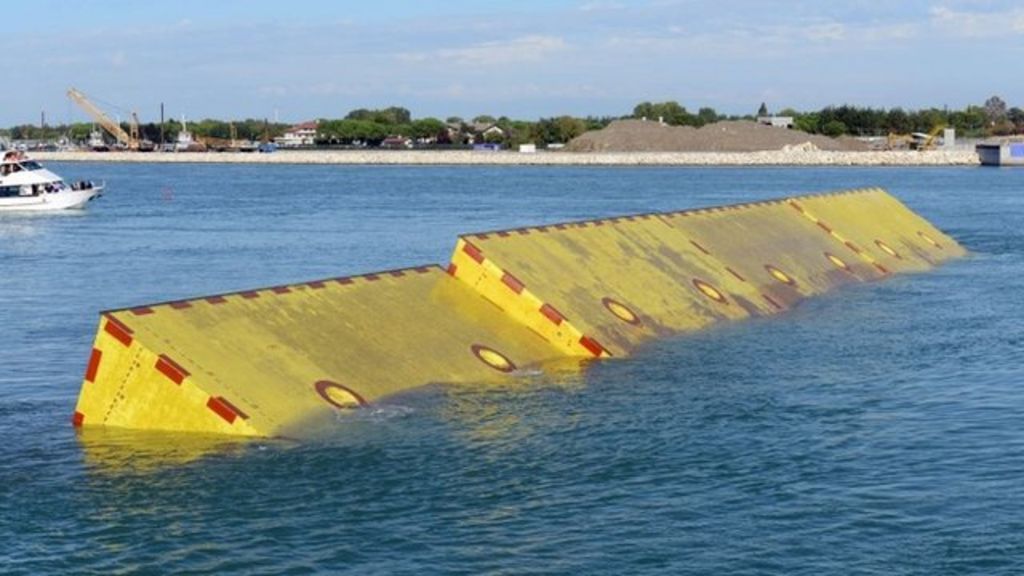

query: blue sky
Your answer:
[8,0,1023,126]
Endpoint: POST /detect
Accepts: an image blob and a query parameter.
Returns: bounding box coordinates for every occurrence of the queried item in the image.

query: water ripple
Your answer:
[2,165,1023,574]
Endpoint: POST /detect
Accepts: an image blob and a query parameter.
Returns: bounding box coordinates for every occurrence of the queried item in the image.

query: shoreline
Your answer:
[32,149,981,167]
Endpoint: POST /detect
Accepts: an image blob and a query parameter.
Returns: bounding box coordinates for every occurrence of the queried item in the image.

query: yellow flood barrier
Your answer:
[73,266,566,437]
[74,187,965,437]
[446,188,963,357]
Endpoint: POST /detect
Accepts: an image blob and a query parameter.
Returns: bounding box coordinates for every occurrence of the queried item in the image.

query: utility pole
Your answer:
[160,102,165,147]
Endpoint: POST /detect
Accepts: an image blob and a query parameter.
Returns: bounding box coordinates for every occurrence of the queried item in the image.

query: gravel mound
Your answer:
[567,119,869,152]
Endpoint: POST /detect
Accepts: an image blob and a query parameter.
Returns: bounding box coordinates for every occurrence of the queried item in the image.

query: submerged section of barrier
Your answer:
[74,188,965,437]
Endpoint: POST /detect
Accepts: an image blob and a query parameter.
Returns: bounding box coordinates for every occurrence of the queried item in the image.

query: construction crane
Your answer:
[66,88,149,151]
[915,124,947,151]
[888,123,947,152]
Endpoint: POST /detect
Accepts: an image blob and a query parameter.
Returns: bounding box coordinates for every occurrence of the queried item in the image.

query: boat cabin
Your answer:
[0,150,86,198]
[0,151,103,210]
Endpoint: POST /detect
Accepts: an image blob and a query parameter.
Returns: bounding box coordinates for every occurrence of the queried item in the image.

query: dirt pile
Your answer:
[567,119,869,153]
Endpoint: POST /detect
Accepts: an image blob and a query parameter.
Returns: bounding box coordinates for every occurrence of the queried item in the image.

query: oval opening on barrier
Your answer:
[765,264,796,286]
[602,297,641,326]
[875,239,902,259]
[471,344,516,373]
[692,279,728,305]
[315,380,367,409]
[825,252,852,273]
[918,231,943,250]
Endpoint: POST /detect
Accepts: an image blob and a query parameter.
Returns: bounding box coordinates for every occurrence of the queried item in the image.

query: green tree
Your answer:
[483,130,504,144]
[885,108,912,134]
[696,107,719,126]
[1008,108,1024,133]
[822,120,847,137]
[554,116,587,141]
[631,101,696,126]
[410,118,446,140]
[68,123,93,141]
[757,102,768,116]
[503,119,536,147]
[984,95,1008,125]
[532,116,588,144]
[632,101,654,120]
[948,106,986,136]
[583,116,616,131]
[346,107,411,125]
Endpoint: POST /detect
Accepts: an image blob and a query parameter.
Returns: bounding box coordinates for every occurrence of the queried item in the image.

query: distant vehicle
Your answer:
[258,142,277,153]
[0,151,103,212]
[199,123,258,153]
[887,123,946,151]
[381,136,413,149]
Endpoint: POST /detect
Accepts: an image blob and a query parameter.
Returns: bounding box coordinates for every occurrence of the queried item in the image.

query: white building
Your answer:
[276,121,318,148]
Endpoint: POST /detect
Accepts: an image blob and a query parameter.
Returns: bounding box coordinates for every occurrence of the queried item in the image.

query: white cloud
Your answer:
[398,35,569,66]
[803,22,846,42]
[858,22,919,42]
[929,5,1024,37]
[612,14,924,60]
[400,81,606,104]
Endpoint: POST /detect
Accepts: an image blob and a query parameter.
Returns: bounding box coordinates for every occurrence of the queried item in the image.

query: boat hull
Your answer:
[0,186,103,212]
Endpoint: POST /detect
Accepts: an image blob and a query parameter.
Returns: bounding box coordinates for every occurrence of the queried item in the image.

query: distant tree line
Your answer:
[4,96,1021,148]
[631,101,722,127]
[776,96,1021,138]
[3,118,292,144]
[314,107,611,147]
[628,96,1023,137]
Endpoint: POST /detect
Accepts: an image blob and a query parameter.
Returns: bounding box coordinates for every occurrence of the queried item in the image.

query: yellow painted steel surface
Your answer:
[449,217,768,357]
[73,187,965,438]
[660,198,881,306]
[74,266,566,437]
[788,188,966,272]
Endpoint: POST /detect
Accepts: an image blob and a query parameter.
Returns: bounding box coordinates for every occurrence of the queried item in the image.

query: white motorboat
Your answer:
[0,151,103,212]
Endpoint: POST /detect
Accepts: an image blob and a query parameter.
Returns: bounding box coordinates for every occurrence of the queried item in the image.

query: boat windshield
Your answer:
[19,161,42,171]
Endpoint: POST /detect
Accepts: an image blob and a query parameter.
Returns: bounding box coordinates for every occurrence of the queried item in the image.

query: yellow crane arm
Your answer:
[67,88,133,147]
[924,124,947,149]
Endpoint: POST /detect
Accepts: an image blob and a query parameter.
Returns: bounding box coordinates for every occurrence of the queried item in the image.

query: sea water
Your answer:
[1,163,1022,574]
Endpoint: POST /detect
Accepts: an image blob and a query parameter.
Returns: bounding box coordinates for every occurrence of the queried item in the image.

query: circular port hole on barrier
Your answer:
[471,344,516,373]
[692,279,728,305]
[875,239,902,259]
[602,297,641,326]
[918,231,943,249]
[765,264,796,286]
[315,380,367,409]
[825,252,852,273]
